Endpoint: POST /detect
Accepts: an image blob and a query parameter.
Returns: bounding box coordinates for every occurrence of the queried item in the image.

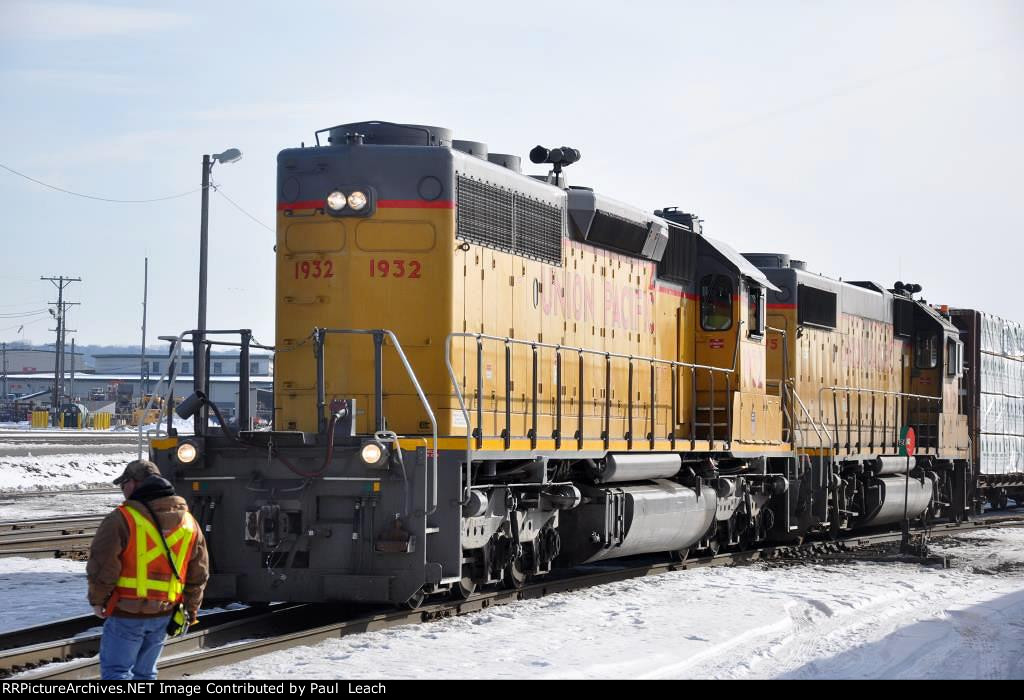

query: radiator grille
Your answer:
[456,177,513,251]
[456,175,563,266]
[514,196,562,265]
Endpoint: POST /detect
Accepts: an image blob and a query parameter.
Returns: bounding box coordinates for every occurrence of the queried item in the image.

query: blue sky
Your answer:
[1,0,1022,346]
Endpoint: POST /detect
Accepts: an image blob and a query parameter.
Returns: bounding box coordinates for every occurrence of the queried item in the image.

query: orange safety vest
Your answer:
[107,504,199,613]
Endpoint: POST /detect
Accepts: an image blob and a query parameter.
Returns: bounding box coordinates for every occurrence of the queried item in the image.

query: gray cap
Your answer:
[112,459,161,486]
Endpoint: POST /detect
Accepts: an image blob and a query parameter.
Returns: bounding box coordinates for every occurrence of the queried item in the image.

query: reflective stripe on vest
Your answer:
[114,504,198,603]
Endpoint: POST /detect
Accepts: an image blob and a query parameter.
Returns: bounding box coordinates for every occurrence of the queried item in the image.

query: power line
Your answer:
[0,163,202,203]
[0,309,47,318]
[0,316,47,332]
[211,182,275,233]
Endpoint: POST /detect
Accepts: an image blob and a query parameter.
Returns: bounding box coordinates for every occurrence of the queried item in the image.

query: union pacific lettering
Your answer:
[536,245,656,333]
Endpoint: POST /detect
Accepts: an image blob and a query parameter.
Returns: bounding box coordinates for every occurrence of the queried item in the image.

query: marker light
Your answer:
[360,442,384,465]
[326,191,347,211]
[176,442,199,464]
[347,191,368,211]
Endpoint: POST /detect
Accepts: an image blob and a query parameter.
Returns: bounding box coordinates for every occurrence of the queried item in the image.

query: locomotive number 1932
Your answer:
[294,260,334,279]
[369,258,422,278]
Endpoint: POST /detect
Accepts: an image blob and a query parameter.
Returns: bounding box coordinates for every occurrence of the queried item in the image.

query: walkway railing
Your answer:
[444,332,738,466]
[817,386,943,455]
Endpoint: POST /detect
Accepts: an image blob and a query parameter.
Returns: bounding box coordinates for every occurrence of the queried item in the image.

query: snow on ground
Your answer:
[0,557,97,633]
[0,490,122,520]
[1,458,1021,680]
[0,451,135,492]
[192,528,1024,680]
[2,525,1022,679]
[129,414,198,434]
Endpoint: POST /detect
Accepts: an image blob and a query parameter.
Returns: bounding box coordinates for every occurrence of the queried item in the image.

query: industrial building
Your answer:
[2,351,273,423]
[0,346,87,375]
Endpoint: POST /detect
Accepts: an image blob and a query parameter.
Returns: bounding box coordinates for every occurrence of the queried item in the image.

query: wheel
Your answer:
[503,559,528,589]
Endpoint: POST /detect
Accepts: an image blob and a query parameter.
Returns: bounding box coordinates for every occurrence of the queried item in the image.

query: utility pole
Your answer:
[140,257,149,397]
[70,337,76,402]
[1,342,7,400]
[196,154,211,435]
[195,148,241,435]
[41,276,81,425]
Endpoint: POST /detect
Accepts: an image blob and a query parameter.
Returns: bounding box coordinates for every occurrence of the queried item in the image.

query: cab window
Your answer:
[748,285,764,337]
[946,337,963,377]
[701,274,733,331]
[915,333,938,369]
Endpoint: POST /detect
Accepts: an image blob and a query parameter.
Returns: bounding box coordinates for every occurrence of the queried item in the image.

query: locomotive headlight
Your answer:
[176,441,199,465]
[360,442,384,465]
[326,190,347,211]
[347,191,368,211]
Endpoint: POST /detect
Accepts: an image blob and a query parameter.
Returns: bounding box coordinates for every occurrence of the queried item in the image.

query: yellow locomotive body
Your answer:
[149,121,975,606]
[274,153,788,458]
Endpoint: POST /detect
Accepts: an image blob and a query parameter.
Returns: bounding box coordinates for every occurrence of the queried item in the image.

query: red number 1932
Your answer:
[294,260,335,279]
[369,259,422,278]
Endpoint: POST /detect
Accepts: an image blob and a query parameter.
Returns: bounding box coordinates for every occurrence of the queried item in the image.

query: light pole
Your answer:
[196,148,242,434]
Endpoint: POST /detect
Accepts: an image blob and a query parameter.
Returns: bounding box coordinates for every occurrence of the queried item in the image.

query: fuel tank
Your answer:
[860,475,934,527]
[559,479,717,564]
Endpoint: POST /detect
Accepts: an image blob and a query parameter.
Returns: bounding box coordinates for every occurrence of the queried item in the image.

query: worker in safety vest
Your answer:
[87,459,209,680]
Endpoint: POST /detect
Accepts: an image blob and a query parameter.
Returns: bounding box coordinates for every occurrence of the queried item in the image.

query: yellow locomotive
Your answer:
[150,121,976,606]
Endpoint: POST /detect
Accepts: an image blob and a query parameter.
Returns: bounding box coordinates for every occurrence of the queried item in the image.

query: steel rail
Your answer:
[0,516,104,533]
[0,488,120,501]
[0,605,302,679]
[0,515,102,557]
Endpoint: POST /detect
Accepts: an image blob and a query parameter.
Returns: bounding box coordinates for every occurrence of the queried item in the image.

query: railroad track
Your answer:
[0,432,140,459]
[0,515,103,559]
[0,431,140,445]
[0,488,120,501]
[7,514,1023,680]
[0,604,312,679]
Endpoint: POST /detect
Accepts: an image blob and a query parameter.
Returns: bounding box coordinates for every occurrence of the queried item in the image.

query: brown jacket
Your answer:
[87,490,209,619]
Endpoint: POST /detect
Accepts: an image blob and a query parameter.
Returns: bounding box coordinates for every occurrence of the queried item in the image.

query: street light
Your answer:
[195,148,242,434]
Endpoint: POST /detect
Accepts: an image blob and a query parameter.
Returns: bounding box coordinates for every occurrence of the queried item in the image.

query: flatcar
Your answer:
[148,120,1018,607]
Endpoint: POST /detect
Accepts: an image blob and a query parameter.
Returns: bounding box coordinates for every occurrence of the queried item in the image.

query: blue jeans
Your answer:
[99,614,172,680]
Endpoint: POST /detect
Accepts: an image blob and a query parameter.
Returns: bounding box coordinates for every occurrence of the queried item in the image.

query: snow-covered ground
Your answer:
[1,521,1022,679]
[186,529,1024,680]
[0,557,101,633]
[0,451,135,492]
[2,454,1022,679]
[0,490,122,520]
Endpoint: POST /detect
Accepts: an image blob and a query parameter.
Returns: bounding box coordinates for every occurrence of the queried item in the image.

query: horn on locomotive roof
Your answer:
[893,281,923,296]
[530,145,581,187]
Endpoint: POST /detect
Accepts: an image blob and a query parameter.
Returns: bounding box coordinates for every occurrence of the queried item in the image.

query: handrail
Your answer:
[789,382,829,450]
[787,381,830,524]
[313,328,439,515]
[817,385,942,455]
[444,331,739,500]
[137,334,189,458]
[766,326,793,450]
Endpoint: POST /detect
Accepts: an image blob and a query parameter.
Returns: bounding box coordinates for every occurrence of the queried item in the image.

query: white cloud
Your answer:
[0,1,188,40]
